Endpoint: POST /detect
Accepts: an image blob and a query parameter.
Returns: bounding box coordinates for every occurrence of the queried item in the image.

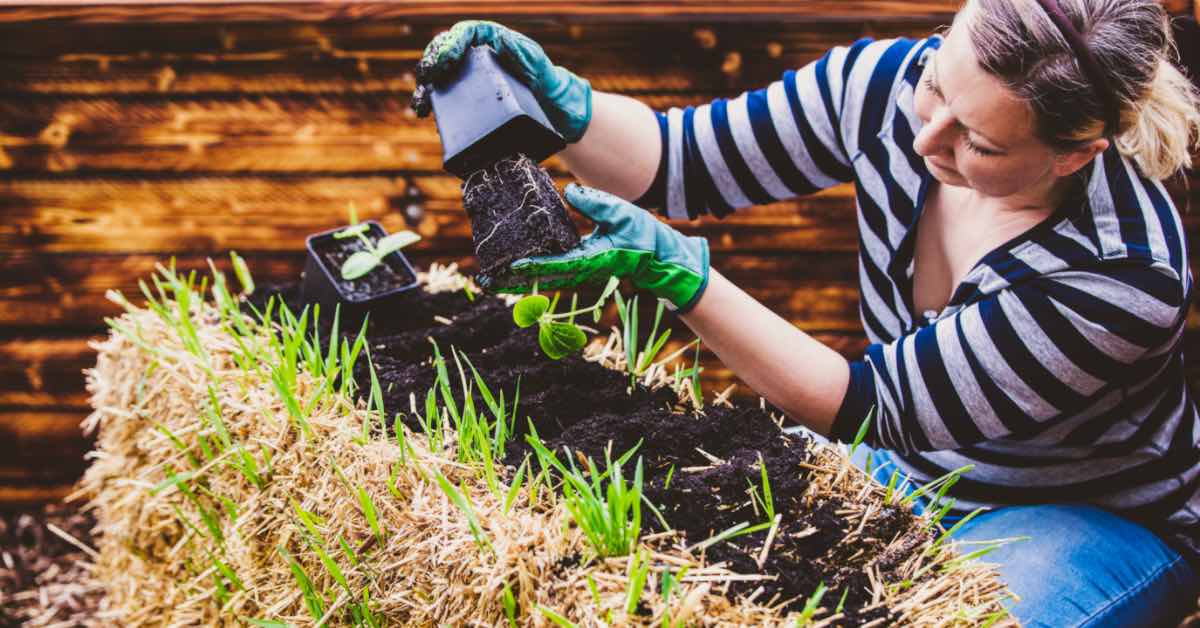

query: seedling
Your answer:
[625,548,651,615]
[423,341,522,493]
[502,582,519,628]
[849,408,875,458]
[525,425,666,557]
[537,605,577,628]
[334,223,422,281]
[747,452,776,523]
[432,468,493,554]
[794,582,828,627]
[688,520,773,553]
[278,544,326,621]
[513,276,620,359]
[613,292,676,386]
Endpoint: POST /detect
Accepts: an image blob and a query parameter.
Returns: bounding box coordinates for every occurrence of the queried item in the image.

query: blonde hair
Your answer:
[962,0,1200,180]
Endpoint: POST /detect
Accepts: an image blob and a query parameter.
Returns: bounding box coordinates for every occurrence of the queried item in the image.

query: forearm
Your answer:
[560,91,661,201]
[680,269,849,435]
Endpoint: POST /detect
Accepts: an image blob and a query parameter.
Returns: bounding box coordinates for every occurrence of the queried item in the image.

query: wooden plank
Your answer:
[0,94,739,174]
[0,484,77,507]
[0,22,916,97]
[0,411,92,478]
[0,2,966,25]
[0,14,896,58]
[0,176,861,255]
[0,336,98,407]
[1,1,1190,25]
[0,252,308,330]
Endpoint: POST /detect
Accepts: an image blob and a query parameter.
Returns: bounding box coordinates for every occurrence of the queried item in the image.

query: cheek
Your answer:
[912,88,932,122]
[955,155,1038,196]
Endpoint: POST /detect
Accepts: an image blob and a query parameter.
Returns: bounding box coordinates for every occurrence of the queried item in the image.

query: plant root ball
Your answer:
[461,154,581,289]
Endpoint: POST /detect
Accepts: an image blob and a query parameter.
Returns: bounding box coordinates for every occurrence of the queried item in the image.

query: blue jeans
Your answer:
[852,446,1198,627]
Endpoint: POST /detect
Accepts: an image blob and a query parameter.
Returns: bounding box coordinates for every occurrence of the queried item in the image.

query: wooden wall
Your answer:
[2,1,1198,506]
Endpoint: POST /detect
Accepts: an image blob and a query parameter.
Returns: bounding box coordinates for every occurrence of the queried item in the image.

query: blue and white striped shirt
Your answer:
[636,36,1200,560]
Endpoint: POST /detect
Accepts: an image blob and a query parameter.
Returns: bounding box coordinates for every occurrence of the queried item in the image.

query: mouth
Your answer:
[926,158,962,180]
[927,158,955,173]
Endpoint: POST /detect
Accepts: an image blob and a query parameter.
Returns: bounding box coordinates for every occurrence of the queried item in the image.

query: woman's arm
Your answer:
[680,269,850,435]
[560,91,662,202]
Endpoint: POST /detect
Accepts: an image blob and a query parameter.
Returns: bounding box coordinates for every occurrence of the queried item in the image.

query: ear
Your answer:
[1053,138,1110,178]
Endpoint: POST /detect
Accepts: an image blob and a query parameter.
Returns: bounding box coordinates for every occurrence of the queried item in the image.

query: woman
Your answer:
[414,0,1200,623]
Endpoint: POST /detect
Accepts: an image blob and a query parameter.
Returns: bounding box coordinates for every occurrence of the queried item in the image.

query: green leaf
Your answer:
[150,470,195,496]
[334,223,370,239]
[374,231,421,256]
[539,322,587,360]
[538,606,577,628]
[341,250,380,280]
[513,295,550,328]
[243,619,293,628]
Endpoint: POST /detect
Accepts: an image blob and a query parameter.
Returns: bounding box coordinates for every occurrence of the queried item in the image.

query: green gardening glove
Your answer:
[487,184,711,313]
[412,20,593,143]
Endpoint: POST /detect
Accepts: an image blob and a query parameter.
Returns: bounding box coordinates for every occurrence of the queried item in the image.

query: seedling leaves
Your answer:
[342,251,380,280]
[513,295,550,328]
[539,322,587,359]
[375,231,421,256]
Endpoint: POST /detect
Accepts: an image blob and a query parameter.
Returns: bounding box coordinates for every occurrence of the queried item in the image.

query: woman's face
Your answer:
[911,25,1062,197]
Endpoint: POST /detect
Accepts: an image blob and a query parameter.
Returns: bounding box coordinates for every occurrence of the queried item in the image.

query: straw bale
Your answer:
[72,263,1016,626]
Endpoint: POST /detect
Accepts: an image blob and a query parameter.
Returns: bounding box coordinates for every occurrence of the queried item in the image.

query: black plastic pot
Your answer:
[430,45,566,178]
[301,221,420,321]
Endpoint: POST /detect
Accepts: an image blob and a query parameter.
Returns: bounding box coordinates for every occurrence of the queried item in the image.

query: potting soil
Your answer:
[461,154,581,287]
[311,231,418,301]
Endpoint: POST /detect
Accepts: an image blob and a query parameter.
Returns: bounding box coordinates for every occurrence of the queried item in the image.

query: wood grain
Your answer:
[0,1,1189,25]
[0,176,860,256]
[0,1,966,25]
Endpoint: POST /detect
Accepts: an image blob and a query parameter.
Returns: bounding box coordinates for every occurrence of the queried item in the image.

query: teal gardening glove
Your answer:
[412,20,593,143]
[488,184,711,313]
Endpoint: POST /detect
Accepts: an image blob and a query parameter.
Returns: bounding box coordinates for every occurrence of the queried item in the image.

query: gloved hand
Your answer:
[412,20,593,143]
[485,184,710,312]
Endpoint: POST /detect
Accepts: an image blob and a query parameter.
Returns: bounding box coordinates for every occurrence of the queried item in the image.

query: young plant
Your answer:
[525,426,666,558]
[334,222,422,281]
[625,547,651,615]
[747,452,775,524]
[794,582,828,627]
[432,468,493,554]
[513,276,620,359]
[502,582,519,628]
[613,292,675,386]
[424,341,521,494]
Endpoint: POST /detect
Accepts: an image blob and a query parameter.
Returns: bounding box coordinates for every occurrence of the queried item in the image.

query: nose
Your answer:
[913,106,955,159]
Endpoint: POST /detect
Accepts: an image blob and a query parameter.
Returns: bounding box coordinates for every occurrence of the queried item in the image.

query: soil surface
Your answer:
[249,276,923,623]
[461,154,580,287]
[1,504,103,626]
[309,228,418,302]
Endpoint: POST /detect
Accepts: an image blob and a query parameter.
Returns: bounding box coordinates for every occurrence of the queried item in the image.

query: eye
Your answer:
[922,73,938,96]
[963,135,1000,157]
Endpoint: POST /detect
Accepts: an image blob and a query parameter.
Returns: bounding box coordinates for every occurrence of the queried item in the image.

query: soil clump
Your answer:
[461,154,580,288]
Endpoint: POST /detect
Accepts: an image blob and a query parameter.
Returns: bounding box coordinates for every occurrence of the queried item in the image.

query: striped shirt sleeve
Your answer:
[635,38,885,219]
[830,261,1188,454]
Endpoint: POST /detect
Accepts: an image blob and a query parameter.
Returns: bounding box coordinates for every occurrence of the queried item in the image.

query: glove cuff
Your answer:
[671,237,710,315]
[545,66,592,143]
